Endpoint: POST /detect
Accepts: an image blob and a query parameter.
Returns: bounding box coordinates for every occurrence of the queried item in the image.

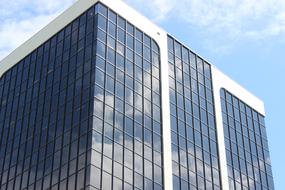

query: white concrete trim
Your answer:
[211,66,266,190]
[159,32,174,190]
[0,0,168,78]
[0,0,100,78]
[212,66,265,116]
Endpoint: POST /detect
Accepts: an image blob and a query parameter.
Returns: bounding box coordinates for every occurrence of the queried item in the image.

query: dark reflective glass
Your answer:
[93,3,163,190]
[0,2,163,190]
[0,4,97,188]
[220,88,274,190]
[168,36,221,189]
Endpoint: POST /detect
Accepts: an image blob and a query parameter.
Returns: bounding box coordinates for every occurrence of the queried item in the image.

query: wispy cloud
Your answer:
[2,0,285,59]
[125,0,174,21]
[126,0,285,51]
[0,0,76,60]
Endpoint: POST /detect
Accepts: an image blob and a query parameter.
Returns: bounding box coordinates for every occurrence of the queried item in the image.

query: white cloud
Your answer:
[125,0,174,21]
[0,0,76,60]
[0,15,56,57]
[2,0,285,59]
[126,0,285,51]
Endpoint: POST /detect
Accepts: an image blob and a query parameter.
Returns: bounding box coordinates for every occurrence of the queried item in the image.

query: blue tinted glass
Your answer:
[221,89,274,190]
[168,35,221,189]
[0,2,162,190]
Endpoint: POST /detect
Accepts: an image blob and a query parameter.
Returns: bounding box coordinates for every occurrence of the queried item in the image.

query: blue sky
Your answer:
[0,0,284,189]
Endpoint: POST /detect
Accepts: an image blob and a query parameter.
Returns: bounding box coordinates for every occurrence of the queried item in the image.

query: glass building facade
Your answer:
[89,3,163,190]
[0,1,275,190]
[0,2,163,190]
[221,89,274,190]
[168,36,221,190]
[0,10,94,190]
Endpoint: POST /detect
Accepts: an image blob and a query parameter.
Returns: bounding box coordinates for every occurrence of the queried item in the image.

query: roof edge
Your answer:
[0,0,100,78]
[212,66,265,116]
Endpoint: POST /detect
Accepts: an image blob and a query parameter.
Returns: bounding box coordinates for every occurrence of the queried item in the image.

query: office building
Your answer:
[0,0,274,189]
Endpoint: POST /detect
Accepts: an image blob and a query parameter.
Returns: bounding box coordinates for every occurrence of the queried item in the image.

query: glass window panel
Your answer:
[127,22,134,35]
[107,35,116,49]
[143,46,151,62]
[108,9,116,23]
[97,40,106,57]
[108,21,116,37]
[127,34,134,49]
[98,14,107,31]
[116,61,124,79]
[118,16,126,29]
[117,41,125,55]
[97,3,107,16]
[135,40,143,55]
[118,28,125,44]
[97,28,106,42]
[102,171,112,190]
